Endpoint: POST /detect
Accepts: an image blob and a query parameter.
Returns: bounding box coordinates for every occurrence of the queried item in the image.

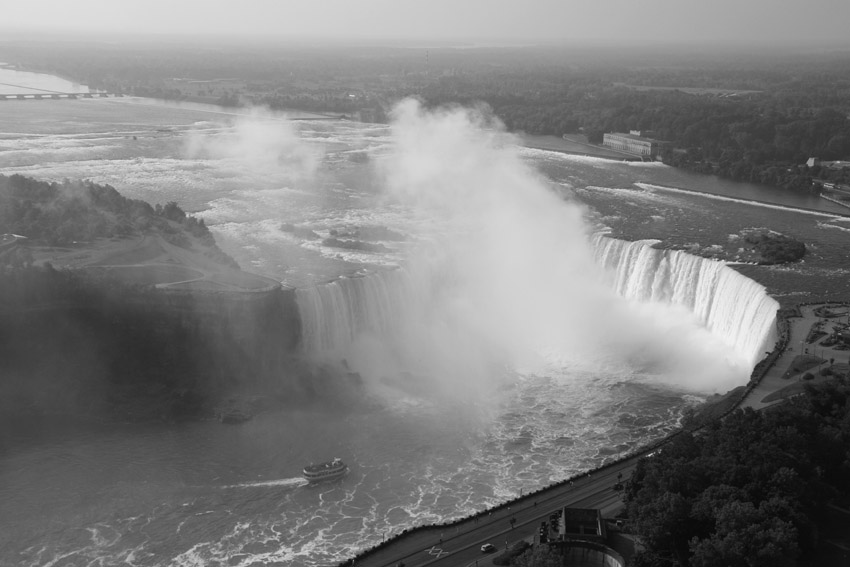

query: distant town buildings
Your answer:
[603,131,670,158]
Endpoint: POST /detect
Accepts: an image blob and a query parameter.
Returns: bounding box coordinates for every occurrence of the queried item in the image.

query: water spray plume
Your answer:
[184,108,322,183]
[298,99,777,398]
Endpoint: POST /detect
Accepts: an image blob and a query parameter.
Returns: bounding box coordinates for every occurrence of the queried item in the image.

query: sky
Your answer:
[3,0,850,45]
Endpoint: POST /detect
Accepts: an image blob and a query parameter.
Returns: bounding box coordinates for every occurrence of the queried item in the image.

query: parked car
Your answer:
[481,543,496,553]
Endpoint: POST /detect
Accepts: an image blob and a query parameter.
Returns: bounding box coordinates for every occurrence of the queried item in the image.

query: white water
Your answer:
[296,270,409,356]
[296,235,779,384]
[226,478,309,489]
[0,96,798,567]
[592,235,779,367]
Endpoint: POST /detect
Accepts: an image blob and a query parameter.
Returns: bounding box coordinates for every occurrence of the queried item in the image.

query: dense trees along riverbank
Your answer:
[423,71,850,194]
[625,378,850,566]
[3,42,849,195]
[5,41,850,196]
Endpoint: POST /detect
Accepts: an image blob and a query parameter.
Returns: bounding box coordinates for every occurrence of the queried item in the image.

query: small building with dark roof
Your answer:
[559,507,606,543]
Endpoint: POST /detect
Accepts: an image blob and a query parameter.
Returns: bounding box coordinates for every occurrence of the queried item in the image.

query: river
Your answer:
[0,91,848,567]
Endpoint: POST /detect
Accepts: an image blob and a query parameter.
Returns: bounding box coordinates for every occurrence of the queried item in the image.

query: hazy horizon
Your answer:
[3,0,850,47]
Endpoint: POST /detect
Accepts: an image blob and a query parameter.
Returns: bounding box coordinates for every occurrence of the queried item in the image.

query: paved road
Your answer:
[354,460,634,567]
[742,304,849,410]
[353,302,850,567]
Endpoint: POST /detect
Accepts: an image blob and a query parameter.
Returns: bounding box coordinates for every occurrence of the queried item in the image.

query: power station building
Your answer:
[603,131,669,158]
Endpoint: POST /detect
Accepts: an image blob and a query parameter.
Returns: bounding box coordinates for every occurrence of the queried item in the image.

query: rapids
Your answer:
[0,95,814,567]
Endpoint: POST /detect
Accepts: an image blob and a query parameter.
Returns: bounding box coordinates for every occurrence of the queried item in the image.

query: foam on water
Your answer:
[636,182,844,219]
[225,478,309,489]
[518,146,620,167]
[819,217,850,233]
[0,98,809,567]
[579,184,688,207]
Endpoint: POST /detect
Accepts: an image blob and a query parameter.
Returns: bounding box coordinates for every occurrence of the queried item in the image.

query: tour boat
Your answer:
[302,458,349,483]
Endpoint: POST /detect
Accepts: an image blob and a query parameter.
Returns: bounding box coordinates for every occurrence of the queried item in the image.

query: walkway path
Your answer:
[742,304,849,410]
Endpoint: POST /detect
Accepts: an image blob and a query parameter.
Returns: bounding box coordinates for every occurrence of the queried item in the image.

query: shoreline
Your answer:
[524,143,644,162]
[642,182,850,219]
[521,133,645,161]
[518,135,849,218]
[342,297,850,567]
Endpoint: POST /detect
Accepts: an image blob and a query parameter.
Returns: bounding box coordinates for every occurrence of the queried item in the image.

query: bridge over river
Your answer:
[0,92,120,100]
[0,80,119,100]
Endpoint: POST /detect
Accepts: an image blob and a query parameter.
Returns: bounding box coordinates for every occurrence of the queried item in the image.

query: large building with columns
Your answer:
[603,131,669,158]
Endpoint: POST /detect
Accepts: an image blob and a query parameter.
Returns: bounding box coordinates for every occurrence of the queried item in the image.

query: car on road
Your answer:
[481,543,496,553]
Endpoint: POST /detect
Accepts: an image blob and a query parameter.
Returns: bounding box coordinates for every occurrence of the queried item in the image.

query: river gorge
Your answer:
[0,87,847,566]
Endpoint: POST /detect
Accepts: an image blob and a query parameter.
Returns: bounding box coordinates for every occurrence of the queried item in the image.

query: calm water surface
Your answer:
[0,66,99,95]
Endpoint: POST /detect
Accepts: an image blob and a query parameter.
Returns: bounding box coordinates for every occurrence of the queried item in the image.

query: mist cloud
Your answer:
[183,110,322,183]
[353,99,751,397]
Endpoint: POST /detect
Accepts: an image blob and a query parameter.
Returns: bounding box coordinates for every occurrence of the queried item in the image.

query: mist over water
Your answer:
[183,111,322,185]
[0,96,788,567]
[299,99,759,399]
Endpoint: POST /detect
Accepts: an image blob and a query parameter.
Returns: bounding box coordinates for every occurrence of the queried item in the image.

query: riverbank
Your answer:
[340,299,850,567]
[821,193,850,211]
[641,182,850,219]
[742,303,850,410]
[521,133,644,161]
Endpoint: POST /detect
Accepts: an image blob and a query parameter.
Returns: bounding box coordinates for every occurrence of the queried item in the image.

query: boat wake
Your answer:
[224,477,309,489]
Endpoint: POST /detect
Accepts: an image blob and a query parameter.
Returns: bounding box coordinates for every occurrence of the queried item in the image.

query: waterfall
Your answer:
[295,236,779,370]
[295,269,411,356]
[592,235,779,366]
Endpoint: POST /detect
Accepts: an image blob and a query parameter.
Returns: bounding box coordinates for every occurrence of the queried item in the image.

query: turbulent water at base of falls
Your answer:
[295,236,780,372]
[592,235,779,367]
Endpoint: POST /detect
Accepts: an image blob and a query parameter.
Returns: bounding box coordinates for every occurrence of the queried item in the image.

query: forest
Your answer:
[624,378,850,566]
[2,41,850,194]
[419,63,850,194]
[0,176,307,421]
[0,174,236,267]
[0,42,850,193]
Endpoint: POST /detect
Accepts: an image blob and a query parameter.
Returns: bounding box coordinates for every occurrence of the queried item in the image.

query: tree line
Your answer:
[624,377,850,566]
[0,174,235,267]
[421,71,850,194]
[4,41,850,195]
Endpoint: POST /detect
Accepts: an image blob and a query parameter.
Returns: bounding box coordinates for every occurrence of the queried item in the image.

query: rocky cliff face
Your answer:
[0,282,306,421]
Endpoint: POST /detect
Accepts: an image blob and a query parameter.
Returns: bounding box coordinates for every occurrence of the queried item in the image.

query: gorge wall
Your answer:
[1,234,780,419]
[0,278,303,419]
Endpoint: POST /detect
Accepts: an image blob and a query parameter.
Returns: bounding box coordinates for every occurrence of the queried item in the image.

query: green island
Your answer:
[0,174,347,422]
[656,228,808,265]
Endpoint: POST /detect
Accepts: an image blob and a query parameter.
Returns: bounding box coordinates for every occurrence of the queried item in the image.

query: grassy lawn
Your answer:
[781,354,825,380]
